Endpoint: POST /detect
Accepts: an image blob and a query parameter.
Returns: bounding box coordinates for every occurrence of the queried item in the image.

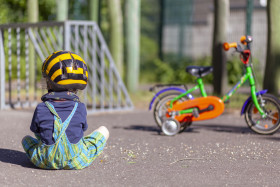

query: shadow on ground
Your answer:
[113,125,162,135]
[0,148,35,168]
[193,123,252,134]
[262,136,280,141]
[118,123,253,135]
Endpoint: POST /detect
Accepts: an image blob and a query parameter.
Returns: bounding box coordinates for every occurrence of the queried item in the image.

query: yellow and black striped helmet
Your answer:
[42,51,88,91]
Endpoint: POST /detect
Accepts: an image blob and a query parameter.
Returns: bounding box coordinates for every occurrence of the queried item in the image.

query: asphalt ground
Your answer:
[1,107,280,186]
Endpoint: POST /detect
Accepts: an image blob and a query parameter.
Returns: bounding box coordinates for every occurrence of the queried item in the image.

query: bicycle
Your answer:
[149,36,280,136]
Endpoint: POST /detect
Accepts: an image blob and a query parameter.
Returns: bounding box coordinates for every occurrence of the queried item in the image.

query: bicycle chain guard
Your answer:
[167,96,225,122]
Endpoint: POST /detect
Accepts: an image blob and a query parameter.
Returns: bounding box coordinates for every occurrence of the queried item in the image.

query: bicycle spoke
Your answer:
[266,114,278,121]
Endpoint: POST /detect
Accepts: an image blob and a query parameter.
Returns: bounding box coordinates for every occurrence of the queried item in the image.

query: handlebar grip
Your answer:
[240,35,246,44]
[223,42,237,51]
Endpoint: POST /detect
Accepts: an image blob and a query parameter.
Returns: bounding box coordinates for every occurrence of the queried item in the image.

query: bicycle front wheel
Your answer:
[245,93,280,135]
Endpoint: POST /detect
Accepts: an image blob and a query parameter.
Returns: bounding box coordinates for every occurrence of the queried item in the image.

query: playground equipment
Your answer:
[0,21,133,113]
[149,36,280,136]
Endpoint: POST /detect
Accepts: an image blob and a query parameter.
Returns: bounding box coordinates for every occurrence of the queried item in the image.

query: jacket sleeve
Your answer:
[81,103,88,131]
[30,107,39,133]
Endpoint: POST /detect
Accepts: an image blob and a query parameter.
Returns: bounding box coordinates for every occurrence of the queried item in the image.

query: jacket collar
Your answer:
[41,91,80,102]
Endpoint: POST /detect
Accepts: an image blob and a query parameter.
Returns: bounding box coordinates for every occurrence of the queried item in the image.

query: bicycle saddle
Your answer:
[186,66,213,78]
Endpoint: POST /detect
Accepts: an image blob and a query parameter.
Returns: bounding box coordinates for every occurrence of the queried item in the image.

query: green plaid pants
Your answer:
[22,101,106,169]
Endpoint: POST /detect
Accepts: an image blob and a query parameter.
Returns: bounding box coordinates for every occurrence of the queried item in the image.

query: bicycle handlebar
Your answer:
[223,36,252,65]
[240,35,247,44]
[223,42,237,51]
[223,35,253,52]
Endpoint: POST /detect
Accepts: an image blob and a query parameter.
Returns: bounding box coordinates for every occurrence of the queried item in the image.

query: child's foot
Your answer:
[95,126,109,140]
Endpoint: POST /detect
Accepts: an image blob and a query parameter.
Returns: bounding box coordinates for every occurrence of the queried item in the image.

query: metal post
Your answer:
[0,30,5,110]
[64,21,71,50]
[8,28,12,108]
[83,25,88,106]
[158,0,164,60]
[16,28,21,107]
[25,29,30,107]
[246,0,253,36]
[100,45,105,110]
[74,25,79,53]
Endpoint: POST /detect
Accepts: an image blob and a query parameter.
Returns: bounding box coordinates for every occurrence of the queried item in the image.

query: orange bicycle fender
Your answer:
[168,96,224,122]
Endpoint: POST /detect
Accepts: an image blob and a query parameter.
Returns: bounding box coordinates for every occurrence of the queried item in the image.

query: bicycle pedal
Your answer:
[192,108,199,118]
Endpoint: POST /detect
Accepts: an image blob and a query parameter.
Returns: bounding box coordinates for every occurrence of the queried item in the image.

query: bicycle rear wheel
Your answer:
[153,91,192,133]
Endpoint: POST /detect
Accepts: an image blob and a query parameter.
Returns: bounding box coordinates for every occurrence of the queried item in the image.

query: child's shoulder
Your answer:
[36,101,86,113]
[33,102,51,117]
[36,102,49,110]
[75,102,87,115]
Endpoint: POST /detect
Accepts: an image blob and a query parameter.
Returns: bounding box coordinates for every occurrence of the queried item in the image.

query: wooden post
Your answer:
[212,0,229,95]
[108,0,124,78]
[263,0,280,95]
[57,0,68,21]
[27,0,38,90]
[125,0,140,93]
[89,0,99,22]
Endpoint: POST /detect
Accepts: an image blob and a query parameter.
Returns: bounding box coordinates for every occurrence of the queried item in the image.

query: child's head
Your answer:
[42,51,88,92]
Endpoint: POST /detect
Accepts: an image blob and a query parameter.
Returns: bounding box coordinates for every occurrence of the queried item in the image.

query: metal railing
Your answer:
[0,21,133,113]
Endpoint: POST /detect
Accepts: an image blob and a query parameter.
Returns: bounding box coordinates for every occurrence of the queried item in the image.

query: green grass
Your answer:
[223,93,249,109]
[130,90,154,110]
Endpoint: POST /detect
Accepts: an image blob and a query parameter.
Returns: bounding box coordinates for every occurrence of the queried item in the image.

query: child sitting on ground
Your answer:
[22,51,109,169]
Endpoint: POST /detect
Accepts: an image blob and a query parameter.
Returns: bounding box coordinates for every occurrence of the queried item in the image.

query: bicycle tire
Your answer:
[245,93,280,135]
[153,91,192,133]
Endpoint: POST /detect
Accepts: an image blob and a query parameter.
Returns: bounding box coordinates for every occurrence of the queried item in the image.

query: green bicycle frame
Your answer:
[169,77,207,115]
[169,65,266,117]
